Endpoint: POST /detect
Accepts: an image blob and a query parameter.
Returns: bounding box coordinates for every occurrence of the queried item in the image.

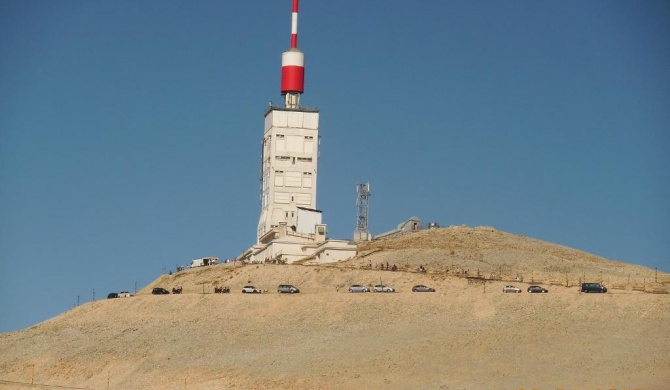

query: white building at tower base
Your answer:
[240,220,358,265]
[238,106,357,265]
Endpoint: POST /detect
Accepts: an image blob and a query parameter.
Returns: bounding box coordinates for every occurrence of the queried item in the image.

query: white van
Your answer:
[189,257,218,268]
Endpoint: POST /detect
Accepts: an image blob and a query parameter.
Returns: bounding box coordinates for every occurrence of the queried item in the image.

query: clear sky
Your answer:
[1,0,668,333]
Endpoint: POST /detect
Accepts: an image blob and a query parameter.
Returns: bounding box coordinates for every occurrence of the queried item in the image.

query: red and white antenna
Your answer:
[281,0,305,108]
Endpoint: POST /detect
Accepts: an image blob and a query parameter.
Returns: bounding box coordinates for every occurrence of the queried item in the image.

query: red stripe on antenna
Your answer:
[281,66,304,93]
[292,0,299,13]
[291,34,298,49]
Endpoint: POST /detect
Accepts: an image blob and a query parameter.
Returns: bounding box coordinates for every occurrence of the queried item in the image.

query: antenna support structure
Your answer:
[354,182,371,242]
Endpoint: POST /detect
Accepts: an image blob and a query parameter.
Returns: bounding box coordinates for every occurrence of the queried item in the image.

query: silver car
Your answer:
[373,285,395,293]
[277,284,300,294]
[242,285,262,294]
[502,285,521,293]
[348,284,370,293]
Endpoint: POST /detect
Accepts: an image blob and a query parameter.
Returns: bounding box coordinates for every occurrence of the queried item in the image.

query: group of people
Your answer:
[369,262,398,271]
[455,268,470,276]
[264,258,287,265]
[248,258,287,265]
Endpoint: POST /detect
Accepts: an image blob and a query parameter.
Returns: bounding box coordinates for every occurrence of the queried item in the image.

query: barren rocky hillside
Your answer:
[0,227,668,390]
[355,226,666,291]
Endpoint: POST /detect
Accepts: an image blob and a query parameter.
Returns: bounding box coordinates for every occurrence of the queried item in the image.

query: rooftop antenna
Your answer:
[354,182,371,242]
[281,0,305,109]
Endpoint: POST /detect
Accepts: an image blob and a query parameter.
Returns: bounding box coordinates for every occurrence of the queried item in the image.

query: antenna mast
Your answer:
[281,0,305,109]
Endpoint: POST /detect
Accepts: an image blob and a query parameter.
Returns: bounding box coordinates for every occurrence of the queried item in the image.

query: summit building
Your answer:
[240,0,356,264]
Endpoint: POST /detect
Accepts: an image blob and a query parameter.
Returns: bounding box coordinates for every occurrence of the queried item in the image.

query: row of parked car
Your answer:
[150,285,299,295]
[239,285,302,294]
[148,284,436,295]
[145,282,608,297]
[503,285,548,293]
[107,291,132,299]
[502,283,608,294]
[347,284,437,292]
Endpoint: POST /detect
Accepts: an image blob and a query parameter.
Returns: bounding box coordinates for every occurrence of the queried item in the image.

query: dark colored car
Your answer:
[581,283,607,293]
[107,292,119,299]
[151,287,170,295]
[412,285,435,292]
[527,285,548,293]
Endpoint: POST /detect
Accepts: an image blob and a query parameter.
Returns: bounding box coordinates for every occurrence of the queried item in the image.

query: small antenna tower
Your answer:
[354,182,371,242]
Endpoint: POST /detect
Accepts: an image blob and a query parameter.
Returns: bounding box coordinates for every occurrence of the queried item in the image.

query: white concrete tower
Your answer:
[257,0,321,243]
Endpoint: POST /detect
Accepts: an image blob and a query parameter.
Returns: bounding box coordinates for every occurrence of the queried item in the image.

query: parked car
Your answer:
[373,285,395,293]
[118,291,131,298]
[348,284,370,293]
[412,285,435,292]
[527,285,548,293]
[242,285,262,294]
[277,284,300,293]
[107,292,119,299]
[151,287,170,295]
[503,285,522,293]
[581,283,607,293]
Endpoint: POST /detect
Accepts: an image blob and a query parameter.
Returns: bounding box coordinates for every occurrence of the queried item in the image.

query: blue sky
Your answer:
[1,0,668,332]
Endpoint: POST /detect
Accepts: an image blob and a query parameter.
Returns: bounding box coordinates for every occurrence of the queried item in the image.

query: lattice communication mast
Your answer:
[354,182,371,242]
